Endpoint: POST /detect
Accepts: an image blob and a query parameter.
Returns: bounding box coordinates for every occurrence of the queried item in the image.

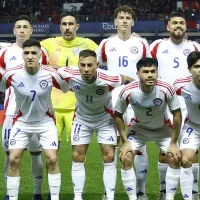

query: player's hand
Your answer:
[119,142,134,163]
[166,143,181,163]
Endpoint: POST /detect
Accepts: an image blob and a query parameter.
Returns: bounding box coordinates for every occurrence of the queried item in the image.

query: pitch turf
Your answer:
[0,128,199,199]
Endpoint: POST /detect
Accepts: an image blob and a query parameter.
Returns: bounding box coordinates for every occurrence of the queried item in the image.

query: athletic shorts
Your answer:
[71,118,117,145]
[127,124,172,153]
[180,121,200,151]
[9,117,58,150]
[2,115,42,152]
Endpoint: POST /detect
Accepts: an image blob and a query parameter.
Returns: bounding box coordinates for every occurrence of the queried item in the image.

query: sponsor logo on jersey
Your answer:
[73,134,80,141]
[73,84,80,90]
[183,138,189,144]
[73,48,81,55]
[10,139,16,145]
[183,49,191,56]
[153,98,162,106]
[162,49,169,54]
[17,82,25,87]
[10,56,17,61]
[109,47,116,52]
[40,80,48,89]
[130,46,139,54]
[96,88,105,95]
[184,94,192,101]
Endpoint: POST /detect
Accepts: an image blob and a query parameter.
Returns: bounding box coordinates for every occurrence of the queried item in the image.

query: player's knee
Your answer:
[181,156,193,168]
[121,152,133,166]
[72,151,85,162]
[46,153,58,167]
[102,150,114,163]
[9,153,21,168]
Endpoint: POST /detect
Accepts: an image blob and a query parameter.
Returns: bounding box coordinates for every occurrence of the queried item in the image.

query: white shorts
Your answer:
[127,124,172,153]
[180,121,200,151]
[2,115,43,152]
[71,118,117,145]
[9,118,58,150]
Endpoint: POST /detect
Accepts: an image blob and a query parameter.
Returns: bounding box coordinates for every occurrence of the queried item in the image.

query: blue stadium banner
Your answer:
[0,21,167,34]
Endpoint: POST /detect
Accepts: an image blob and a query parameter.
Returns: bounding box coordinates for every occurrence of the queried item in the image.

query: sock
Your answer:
[192,163,199,193]
[48,173,61,200]
[114,147,119,167]
[134,154,148,194]
[180,167,193,200]
[72,162,85,200]
[103,161,116,199]
[166,167,180,200]
[121,168,137,199]
[158,162,168,192]
[7,176,20,200]
[31,154,43,194]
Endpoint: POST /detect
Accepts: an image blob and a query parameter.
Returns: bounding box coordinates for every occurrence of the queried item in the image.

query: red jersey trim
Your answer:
[0,49,7,69]
[101,40,109,63]
[156,80,175,96]
[99,72,119,82]
[119,82,139,98]
[151,41,162,58]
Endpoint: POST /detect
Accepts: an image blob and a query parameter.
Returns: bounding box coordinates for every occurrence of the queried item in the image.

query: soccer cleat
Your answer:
[102,193,107,200]
[32,194,42,200]
[137,192,148,200]
[4,195,9,200]
[193,193,200,200]
[157,192,166,200]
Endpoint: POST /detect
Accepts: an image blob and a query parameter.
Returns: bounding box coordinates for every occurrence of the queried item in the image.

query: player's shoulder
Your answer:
[4,64,24,74]
[156,78,175,93]
[150,38,168,47]
[119,81,139,97]
[42,65,63,76]
[58,66,80,76]
[173,76,192,85]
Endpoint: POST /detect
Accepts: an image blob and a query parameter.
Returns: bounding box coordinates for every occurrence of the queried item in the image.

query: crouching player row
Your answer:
[0,39,133,200]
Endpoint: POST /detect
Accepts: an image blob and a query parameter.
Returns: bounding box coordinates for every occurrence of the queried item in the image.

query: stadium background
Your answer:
[0,0,200,199]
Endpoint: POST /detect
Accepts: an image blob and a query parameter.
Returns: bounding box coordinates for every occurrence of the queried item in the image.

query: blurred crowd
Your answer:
[0,0,200,22]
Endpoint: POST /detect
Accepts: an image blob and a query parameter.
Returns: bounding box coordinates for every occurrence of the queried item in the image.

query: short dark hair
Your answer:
[60,11,78,23]
[23,38,41,49]
[187,51,200,68]
[168,12,186,21]
[79,50,96,59]
[114,5,134,19]
[14,15,32,26]
[137,58,158,71]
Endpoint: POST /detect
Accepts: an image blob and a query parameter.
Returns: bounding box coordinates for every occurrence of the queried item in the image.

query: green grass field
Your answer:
[0,128,199,200]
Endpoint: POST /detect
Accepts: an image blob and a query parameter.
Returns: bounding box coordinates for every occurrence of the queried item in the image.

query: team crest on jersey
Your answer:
[40,80,48,89]
[131,46,139,54]
[96,88,105,95]
[73,134,80,141]
[183,49,191,56]
[10,139,16,145]
[73,48,81,55]
[153,98,162,106]
[183,138,189,144]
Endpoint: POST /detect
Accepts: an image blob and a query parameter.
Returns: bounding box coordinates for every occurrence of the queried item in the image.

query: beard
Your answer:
[171,29,186,40]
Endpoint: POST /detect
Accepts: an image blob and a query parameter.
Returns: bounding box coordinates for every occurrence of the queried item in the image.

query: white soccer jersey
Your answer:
[58,67,122,122]
[115,79,180,129]
[0,44,48,115]
[174,76,200,125]
[150,39,200,84]
[97,35,151,80]
[0,65,68,123]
